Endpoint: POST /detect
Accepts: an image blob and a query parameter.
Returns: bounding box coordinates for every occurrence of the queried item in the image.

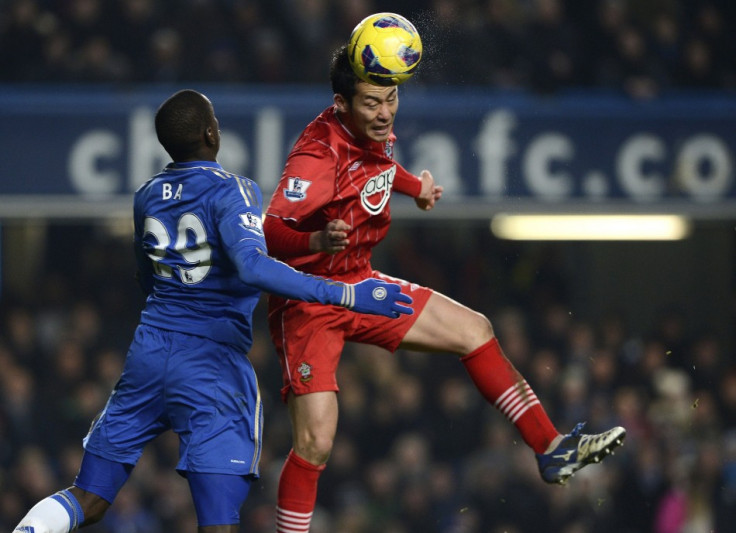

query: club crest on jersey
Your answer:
[384,140,394,159]
[239,212,263,235]
[298,362,313,383]
[284,177,311,202]
[361,165,395,216]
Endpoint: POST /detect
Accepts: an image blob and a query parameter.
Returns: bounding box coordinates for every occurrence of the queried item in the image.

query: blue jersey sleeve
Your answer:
[215,177,344,305]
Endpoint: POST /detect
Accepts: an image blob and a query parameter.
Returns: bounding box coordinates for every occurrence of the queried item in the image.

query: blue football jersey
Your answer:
[133,161,277,352]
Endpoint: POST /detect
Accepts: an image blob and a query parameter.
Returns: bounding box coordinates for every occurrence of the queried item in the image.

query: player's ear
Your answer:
[334,93,349,113]
[204,126,217,147]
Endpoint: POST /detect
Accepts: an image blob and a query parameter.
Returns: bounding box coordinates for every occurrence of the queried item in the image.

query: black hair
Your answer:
[155,89,213,161]
[330,44,360,102]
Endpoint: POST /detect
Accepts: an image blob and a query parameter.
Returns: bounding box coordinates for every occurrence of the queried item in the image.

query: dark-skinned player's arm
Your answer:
[218,184,412,318]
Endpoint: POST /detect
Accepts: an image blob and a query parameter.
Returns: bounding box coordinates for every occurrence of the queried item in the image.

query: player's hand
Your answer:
[414,170,443,211]
[310,219,351,254]
[343,278,414,318]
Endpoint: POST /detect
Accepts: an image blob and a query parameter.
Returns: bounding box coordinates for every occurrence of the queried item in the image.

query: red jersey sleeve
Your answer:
[392,164,422,197]
[266,149,336,223]
[263,215,312,258]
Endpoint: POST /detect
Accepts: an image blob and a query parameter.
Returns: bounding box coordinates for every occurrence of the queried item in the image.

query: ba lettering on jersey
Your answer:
[360,165,395,215]
[284,177,311,202]
[240,212,264,236]
[162,182,183,200]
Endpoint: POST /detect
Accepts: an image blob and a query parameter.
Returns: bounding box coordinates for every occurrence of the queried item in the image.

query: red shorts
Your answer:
[267,270,432,402]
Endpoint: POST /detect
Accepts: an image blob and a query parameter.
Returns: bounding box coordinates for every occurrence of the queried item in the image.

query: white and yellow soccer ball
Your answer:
[348,12,422,86]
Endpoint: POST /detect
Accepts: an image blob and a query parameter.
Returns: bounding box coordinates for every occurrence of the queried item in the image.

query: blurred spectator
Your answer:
[69,35,132,82]
[688,2,736,87]
[0,0,47,81]
[278,0,334,82]
[476,0,528,88]
[145,27,184,82]
[523,0,580,93]
[596,24,665,99]
[108,0,161,80]
[41,28,75,82]
[650,12,682,83]
[676,37,722,88]
[58,0,110,49]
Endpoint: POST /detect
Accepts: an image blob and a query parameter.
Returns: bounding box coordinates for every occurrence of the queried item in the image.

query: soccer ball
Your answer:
[348,12,422,86]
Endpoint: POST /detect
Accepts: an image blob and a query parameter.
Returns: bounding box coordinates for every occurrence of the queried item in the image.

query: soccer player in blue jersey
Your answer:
[13,89,413,533]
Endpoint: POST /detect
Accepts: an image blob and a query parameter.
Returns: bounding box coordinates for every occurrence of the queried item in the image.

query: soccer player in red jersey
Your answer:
[264,45,626,532]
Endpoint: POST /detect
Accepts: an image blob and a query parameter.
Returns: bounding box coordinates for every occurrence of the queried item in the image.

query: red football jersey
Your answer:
[265,106,421,280]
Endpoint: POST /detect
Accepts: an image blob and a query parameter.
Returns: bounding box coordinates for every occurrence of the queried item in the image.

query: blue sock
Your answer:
[50,489,85,530]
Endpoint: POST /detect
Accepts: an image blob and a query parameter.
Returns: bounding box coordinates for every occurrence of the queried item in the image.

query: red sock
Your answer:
[461,337,558,453]
[276,449,325,533]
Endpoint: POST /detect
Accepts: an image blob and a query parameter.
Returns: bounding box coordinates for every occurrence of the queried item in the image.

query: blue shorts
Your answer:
[83,324,263,477]
[75,453,251,525]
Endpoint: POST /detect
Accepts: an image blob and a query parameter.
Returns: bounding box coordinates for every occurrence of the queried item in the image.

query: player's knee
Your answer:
[464,311,495,351]
[294,433,333,465]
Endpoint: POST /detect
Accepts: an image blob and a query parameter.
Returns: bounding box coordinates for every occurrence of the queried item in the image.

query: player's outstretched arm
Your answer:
[231,245,412,318]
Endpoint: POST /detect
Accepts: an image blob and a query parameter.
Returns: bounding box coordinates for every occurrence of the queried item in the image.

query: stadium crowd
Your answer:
[0,222,733,532]
[0,0,735,96]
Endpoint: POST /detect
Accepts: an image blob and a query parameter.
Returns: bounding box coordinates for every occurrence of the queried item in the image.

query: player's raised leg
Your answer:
[401,292,560,452]
[401,291,625,483]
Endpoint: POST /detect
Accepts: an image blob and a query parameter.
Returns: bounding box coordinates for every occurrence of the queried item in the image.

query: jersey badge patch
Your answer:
[298,362,313,383]
[349,161,362,172]
[240,213,264,235]
[384,139,394,159]
[284,177,311,202]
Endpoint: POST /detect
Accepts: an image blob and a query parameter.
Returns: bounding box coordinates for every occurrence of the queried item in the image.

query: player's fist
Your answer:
[311,219,351,254]
[415,170,443,211]
[342,278,413,318]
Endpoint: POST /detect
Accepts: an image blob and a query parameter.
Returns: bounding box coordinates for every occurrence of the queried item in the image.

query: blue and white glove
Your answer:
[339,278,414,318]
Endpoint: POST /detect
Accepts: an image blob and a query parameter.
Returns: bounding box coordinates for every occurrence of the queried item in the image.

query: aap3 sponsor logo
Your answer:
[360,165,395,215]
